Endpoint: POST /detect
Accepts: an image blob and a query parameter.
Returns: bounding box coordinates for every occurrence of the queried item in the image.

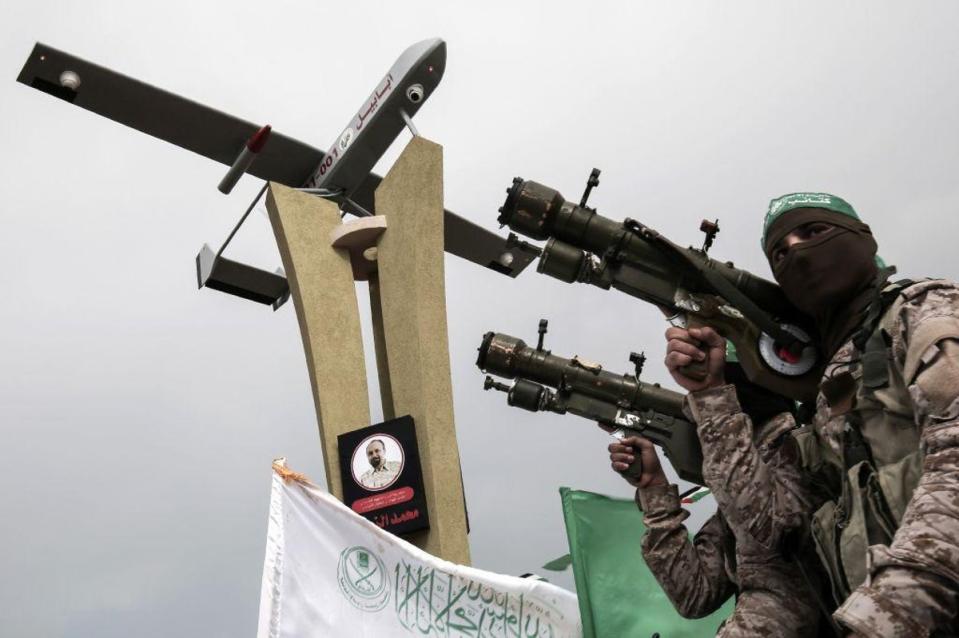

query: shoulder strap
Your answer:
[856,276,915,389]
[842,413,874,469]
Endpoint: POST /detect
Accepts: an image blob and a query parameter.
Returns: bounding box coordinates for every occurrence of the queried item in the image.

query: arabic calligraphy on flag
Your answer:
[257,461,582,637]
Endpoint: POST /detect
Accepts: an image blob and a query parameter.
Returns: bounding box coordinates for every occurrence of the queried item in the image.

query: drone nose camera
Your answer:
[406,84,424,103]
[59,69,81,90]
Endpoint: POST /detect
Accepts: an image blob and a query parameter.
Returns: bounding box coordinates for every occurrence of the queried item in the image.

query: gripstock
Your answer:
[496,171,822,403]
[476,326,704,485]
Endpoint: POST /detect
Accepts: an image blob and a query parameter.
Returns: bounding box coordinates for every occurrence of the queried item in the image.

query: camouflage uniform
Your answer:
[637,411,822,637]
[684,280,959,637]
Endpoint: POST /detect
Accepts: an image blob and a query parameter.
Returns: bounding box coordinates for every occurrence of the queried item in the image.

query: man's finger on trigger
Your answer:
[699,326,725,348]
[633,436,654,451]
[665,326,690,340]
[666,329,701,346]
[667,340,706,361]
[689,326,722,348]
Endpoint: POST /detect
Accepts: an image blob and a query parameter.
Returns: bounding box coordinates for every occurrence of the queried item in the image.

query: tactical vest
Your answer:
[793,279,930,606]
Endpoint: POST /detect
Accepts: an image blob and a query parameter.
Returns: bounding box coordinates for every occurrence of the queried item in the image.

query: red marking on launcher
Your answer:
[777,345,801,365]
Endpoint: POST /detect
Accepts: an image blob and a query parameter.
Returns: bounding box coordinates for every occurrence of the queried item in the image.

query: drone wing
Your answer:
[17,43,323,185]
[17,42,536,277]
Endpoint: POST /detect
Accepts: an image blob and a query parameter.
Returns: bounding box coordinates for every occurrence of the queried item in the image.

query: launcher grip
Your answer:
[677,315,711,381]
[624,456,645,482]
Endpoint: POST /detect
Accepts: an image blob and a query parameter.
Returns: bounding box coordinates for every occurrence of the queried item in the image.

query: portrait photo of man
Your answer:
[356,437,402,490]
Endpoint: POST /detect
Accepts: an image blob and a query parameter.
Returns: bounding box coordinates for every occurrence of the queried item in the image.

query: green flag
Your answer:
[560,487,734,638]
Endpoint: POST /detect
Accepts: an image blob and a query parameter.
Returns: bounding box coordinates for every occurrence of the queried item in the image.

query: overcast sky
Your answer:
[3,1,959,636]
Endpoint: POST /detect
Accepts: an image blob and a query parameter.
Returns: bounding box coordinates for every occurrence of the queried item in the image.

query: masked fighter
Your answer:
[662,193,959,636]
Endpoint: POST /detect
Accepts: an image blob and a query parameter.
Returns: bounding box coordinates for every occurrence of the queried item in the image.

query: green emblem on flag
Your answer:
[337,546,390,612]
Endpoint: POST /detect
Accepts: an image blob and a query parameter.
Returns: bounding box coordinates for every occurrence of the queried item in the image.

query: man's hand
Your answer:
[607,435,669,489]
[665,326,726,392]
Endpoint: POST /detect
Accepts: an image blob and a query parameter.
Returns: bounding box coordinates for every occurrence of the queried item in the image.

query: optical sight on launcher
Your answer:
[497,170,822,402]
[477,323,704,485]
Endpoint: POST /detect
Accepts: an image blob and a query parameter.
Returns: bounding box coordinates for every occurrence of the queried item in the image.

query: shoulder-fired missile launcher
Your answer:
[497,170,822,403]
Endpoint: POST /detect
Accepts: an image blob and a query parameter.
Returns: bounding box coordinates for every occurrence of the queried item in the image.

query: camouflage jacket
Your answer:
[684,280,959,637]
[637,411,821,637]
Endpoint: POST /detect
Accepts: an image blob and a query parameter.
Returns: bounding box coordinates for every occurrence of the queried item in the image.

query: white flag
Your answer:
[257,462,583,637]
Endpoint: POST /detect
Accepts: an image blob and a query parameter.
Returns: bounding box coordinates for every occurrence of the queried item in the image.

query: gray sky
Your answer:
[3,1,959,635]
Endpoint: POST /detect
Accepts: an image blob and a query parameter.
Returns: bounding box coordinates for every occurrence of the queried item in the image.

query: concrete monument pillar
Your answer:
[266,137,469,564]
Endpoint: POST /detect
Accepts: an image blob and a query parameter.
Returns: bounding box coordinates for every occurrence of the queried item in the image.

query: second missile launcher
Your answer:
[477,322,704,485]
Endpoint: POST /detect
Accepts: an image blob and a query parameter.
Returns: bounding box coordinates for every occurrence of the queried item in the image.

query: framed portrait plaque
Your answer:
[337,415,429,536]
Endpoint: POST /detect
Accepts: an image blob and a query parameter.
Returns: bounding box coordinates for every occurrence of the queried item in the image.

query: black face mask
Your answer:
[773,227,878,317]
[765,209,880,359]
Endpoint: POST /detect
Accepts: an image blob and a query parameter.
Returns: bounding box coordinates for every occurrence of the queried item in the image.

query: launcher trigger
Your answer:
[608,427,628,441]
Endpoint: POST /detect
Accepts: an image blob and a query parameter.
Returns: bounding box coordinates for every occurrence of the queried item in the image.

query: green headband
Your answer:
[761,192,860,248]
[761,192,886,268]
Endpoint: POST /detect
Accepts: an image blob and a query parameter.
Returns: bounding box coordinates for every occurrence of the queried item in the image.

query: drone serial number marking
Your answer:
[317,146,340,177]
